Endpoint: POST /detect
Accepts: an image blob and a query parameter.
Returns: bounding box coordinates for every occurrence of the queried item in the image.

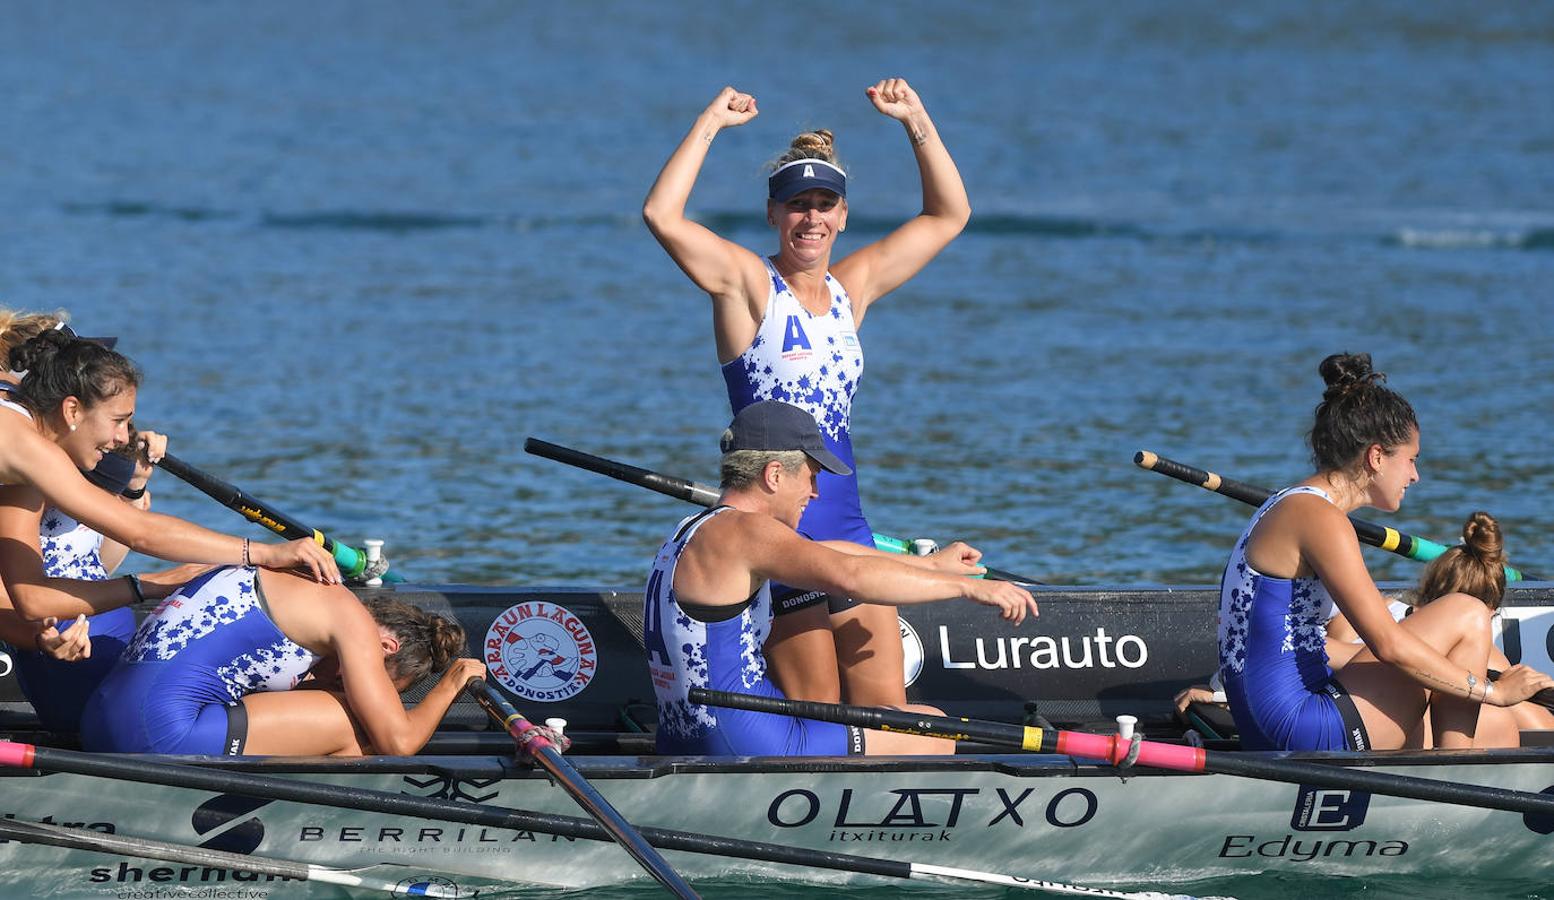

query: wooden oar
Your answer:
[0,816,461,898]
[524,437,1043,585]
[465,679,698,899]
[690,688,1554,817]
[1133,450,1528,582]
[156,452,404,583]
[0,739,1142,896]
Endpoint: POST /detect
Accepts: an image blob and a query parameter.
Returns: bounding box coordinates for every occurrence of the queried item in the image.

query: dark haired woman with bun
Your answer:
[0,323,197,731]
[1217,353,1553,751]
[0,330,340,600]
[644,79,975,708]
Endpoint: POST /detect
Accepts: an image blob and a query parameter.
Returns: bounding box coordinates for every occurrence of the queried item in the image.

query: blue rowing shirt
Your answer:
[1218,486,1353,750]
[12,505,138,731]
[721,259,871,546]
[82,566,319,754]
[644,507,859,756]
[0,393,137,732]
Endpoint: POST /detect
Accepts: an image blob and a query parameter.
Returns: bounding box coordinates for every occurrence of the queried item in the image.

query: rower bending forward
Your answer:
[644,400,1036,756]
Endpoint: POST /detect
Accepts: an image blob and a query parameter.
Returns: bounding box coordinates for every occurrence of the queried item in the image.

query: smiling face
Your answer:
[55,386,136,469]
[768,189,847,266]
[769,456,821,529]
[1365,427,1420,512]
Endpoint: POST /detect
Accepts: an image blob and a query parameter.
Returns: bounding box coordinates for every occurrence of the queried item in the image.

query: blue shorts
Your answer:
[657,678,866,756]
[1229,672,1371,752]
[14,607,135,732]
[82,668,249,756]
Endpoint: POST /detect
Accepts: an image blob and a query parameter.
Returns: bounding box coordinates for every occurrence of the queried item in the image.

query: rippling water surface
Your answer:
[5,3,1554,896]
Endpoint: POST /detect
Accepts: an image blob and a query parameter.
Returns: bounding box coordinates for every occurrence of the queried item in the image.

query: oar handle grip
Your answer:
[689,688,1206,769]
[1133,450,1272,508]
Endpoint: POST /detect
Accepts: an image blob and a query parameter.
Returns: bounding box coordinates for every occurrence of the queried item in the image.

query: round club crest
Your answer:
[484,601,599,702]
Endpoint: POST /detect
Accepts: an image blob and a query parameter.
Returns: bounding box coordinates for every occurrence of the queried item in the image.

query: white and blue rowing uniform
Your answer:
[721,259,868,613]
[81,566,319,755]
[1218,486,1371,751]
[0,390,138,732]
[13,507,138,732]
[644,507,864,756]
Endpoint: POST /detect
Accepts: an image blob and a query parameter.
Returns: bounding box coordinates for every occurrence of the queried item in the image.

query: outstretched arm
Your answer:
[749,517,1034,623]
[0,414,339,583]
[642,86,771,361]
[833,78,971,323]
[1305,507,1552,707]
[0,484,152,619]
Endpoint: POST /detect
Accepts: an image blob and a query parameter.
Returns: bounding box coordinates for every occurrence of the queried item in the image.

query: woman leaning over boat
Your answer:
[644,78,970,708]
[82,577,483,756]
[0,331,481,755]
[0,320,337,590]
[0,317,206,731]
[1219,352,1552,751]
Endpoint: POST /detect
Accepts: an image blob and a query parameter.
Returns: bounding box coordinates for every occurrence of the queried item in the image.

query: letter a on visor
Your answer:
[769,159,847,202]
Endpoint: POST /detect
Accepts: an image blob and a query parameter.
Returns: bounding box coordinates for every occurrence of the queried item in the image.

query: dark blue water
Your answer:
[5,3,1554,895]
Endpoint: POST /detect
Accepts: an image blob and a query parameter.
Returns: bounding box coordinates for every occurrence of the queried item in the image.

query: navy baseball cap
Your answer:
[720,400,852,476]
[768,159,847,203]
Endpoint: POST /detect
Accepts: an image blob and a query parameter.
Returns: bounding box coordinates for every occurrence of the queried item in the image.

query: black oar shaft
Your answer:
[466,679,698,899]
[690,688,1554,818]
[0,740,940,882]
[1133,449,1528,581]
[525,437,1044,585]
[1132,451,1275,510]
[156,452,400,582]
[158,453,319,544]
[524,438,719,506]
[1134,450,1419,555]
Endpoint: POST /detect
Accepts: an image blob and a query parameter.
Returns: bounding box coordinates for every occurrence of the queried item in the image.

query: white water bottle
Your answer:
[363,539,385,586]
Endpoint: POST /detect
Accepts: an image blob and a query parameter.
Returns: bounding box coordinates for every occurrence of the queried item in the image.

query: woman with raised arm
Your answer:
[644,78,970,708]
[1219,353,1553,751]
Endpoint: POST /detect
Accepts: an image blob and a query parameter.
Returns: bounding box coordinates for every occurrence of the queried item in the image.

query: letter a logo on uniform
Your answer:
[782,315,812,353]
[803,164,815,179]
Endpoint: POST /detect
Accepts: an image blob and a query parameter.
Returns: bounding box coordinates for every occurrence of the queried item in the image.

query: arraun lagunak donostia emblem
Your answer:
[484,601,599,702]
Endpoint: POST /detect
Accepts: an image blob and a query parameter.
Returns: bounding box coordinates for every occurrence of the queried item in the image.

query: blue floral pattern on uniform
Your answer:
[216,639,317,699]
[724,260,864,443]
[125,569,261,662]
[39,507,108,581]
[646,508,774,744]
[1217,488,1337,677]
